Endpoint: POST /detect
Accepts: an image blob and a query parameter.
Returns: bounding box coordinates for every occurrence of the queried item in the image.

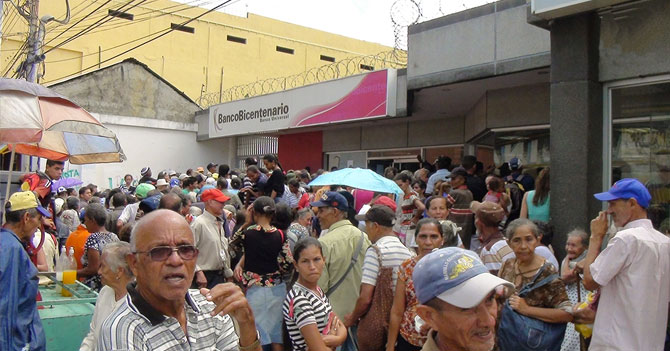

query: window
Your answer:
[320,55,335,62]
[171,23,195,34]
[276,46,294,55]
[108,9,134,20]
[607,79,670,232]
[360,64,374,71]
[227,35,246,44]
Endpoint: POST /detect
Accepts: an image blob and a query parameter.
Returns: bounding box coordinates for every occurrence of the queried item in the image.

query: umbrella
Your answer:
[51,177,83,192]
[308,168,403,196]
[0,78,126,203]
[0,78,126,164]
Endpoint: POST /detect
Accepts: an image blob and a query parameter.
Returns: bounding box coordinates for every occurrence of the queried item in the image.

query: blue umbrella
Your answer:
[309,168,403,195]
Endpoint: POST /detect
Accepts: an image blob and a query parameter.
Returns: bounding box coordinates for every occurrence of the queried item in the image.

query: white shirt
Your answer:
[361,235,413,291]
[589,219,670,351]
[534,245,559,269]
[80,285,125,351]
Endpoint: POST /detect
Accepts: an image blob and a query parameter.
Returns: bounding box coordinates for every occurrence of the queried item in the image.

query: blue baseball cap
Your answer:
[310,191,349,211]
[413,247,513,308]
[594,178,651,208]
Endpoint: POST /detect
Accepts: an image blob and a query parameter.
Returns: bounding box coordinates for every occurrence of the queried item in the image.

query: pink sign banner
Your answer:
[209,69,397,138]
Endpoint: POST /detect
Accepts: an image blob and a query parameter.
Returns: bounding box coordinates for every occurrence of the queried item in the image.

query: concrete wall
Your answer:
[408,0,550,89]
[462,83,550,141]
[74,114,235,190]
[51,61,200,123]
[599,0,670,81]
[407,117,465,147]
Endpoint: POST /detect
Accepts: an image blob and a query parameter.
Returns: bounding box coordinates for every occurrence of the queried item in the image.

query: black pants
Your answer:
[396,334,421,351]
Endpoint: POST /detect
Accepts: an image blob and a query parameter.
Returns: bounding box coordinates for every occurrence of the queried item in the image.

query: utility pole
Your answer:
[26,0,40,82]
[16,0,70,82]
[1,0,4,53]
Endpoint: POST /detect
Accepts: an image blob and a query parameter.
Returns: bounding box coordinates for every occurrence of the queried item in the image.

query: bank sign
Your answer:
[209,69,397,138]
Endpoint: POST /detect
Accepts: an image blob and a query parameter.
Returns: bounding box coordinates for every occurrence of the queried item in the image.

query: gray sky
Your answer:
[176,0,496,48]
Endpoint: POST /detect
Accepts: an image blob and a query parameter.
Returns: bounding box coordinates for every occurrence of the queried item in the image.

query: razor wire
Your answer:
[197,49,407,107]
[198,0,499,108]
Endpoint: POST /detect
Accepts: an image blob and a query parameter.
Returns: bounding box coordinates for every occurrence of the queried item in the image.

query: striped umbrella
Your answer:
[0,78,126,164]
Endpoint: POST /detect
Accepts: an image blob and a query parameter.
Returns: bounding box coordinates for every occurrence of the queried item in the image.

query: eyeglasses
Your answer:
[134,245,198,261]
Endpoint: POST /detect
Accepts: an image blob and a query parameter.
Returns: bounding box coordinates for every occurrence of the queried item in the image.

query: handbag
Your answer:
[498,264,567,351]
[357,245,395,351]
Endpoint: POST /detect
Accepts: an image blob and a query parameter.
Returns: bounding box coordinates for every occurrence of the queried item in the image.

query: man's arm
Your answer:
[581,211,608,291]
[344,283,375,327]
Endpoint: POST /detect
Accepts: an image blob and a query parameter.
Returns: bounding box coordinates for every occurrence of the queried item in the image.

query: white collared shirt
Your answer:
[590,219,670,351]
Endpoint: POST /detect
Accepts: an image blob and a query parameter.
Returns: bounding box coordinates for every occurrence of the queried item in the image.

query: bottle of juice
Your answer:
[55,246,66,294]
[62,247,77,297]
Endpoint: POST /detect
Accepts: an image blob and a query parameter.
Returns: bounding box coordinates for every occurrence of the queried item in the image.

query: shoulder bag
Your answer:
[498,264,567,351]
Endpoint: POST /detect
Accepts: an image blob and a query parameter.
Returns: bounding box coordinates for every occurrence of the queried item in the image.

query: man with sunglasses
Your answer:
[99,209,260,351]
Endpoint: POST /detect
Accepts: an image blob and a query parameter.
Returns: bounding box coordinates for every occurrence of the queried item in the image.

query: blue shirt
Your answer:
[0,228,46,351]
[426,169,451,194]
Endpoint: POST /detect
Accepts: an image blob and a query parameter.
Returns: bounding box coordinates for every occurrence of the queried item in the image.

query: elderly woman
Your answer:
[80,241,134,351]
[497,218,572,351]
[560,229,589,351]
[386,218,445,351]
[78,203,119,291]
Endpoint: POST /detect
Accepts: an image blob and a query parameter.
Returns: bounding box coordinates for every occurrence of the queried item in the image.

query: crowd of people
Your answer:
[1,154,669,351]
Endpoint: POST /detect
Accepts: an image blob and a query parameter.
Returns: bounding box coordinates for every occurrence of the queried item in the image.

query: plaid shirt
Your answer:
[98,283,239,350]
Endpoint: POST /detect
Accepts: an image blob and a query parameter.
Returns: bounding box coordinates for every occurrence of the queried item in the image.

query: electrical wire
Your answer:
[45,0,218,40]
[44,0,141,53]
[41,0,225,62]
[41,0,234,85]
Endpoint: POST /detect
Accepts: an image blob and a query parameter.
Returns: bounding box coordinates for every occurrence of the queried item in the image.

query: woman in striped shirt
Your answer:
[283,237,347,351]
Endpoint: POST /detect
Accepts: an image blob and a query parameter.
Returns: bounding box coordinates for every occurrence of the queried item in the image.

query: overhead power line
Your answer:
[41,0,234,85]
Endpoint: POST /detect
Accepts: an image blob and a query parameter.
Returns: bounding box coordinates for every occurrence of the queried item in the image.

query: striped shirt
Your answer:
[98,284,239,351]
[480,239,515,273]
[283,283,334,351]
[361,236,413,290]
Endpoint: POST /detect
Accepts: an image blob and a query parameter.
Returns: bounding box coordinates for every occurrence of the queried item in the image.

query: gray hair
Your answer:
[567,228,589,247]
[85,203,108,226]
[102,241,133,278]
[505,218,540,240]
[297,208,313,220]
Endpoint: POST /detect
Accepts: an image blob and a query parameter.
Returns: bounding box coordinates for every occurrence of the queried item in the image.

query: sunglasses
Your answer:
[134,245,198,261]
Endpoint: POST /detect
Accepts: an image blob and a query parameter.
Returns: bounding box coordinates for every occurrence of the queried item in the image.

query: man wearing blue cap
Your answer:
[1,191,51,351]
[312,191,371,351]
[413,247,513,351]
[580,178,670,351]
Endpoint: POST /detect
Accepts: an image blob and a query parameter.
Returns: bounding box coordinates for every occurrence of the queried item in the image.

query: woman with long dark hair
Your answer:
[521,167,550,222]
[231,196,293,351]
[263,154,286,202]
[283,237,347,351]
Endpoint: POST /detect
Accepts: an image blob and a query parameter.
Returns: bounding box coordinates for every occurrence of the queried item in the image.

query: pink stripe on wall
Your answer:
[294,70,387,126]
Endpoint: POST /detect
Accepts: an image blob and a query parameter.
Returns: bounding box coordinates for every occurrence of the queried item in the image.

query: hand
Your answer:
[343,313,356,328]
[419,322,430,335]
[590,211,609,241]
[574,261,585,275]
[200,283,255,324]
[234,264,244,282]
[196,271,207,288]
[508,295,529,314]
[329,316,342,336]
[572,304,596,324]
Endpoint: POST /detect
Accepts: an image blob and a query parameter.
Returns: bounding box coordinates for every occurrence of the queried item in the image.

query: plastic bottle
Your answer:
[55,246,66,294]
[62,247,77,297]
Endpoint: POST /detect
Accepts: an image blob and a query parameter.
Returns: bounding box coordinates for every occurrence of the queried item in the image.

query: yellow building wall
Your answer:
[1,0,391,101]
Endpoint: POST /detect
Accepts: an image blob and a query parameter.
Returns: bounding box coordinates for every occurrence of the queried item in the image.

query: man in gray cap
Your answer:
[414,247,513,351]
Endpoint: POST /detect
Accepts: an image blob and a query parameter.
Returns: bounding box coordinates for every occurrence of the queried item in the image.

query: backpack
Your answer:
[505,175,526,224]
